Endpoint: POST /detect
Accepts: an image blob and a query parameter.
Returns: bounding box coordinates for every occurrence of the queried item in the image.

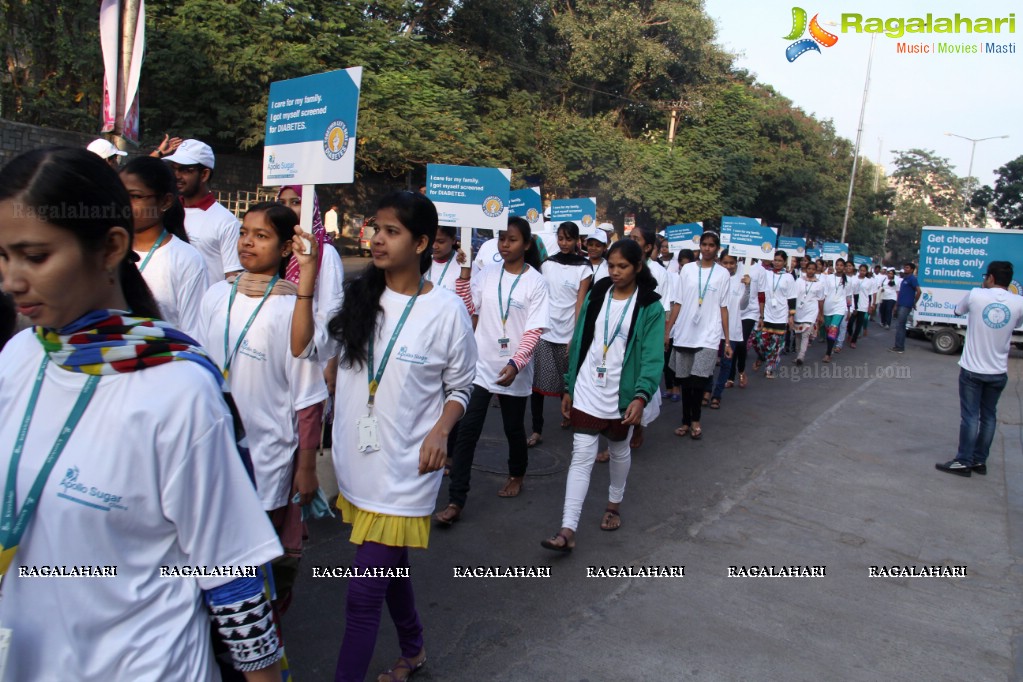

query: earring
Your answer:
[107,267,116,284]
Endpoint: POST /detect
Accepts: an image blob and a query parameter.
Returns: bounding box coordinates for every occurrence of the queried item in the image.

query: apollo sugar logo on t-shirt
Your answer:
[239,338,268,362]
[396,345,429,365]
[982,302,1013,329]
[57,466,128,512]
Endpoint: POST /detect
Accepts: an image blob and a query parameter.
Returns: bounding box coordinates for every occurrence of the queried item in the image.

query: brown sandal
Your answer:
[433,504,461,526]
[600,507,621,531]
[377,648,426,681]
[497,476,524,497]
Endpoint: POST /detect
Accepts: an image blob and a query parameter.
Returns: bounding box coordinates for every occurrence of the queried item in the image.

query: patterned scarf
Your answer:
[36,309,222,384]
[276,185,329,285]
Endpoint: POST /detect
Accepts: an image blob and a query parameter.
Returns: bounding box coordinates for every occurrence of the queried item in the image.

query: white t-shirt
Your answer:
[331,287,477,516]
[823,274,851,317]
[198,282,329,510]
[427,255,462,293]
[472,238,502,279]
[955,287,1023,375]
[0,330,282,681]
[648,260,676,312]
[879,276,900,301]
[671,261,731,349]
[763,270,798,324]
[471,263,550,396]
[540,259,592,343]
[723,272,747,342]
[313,245,345,362]
[591,259,609,283]
[135,235,209,338]
[573,292,636,419]
[796,277,825,324]
[741,264,770,321]
[852,277,872,312]
[183,199,243,287]
[324,208,339,237]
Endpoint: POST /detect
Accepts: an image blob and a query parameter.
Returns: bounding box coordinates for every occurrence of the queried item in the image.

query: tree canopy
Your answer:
[2,0,911,252]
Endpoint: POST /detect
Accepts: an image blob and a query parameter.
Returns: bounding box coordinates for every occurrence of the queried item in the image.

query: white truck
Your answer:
[912,225,1023,354]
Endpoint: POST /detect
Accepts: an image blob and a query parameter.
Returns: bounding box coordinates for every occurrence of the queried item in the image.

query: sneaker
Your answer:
[935,460,972,477]
[972,463,987,475]
[888,347,904,353]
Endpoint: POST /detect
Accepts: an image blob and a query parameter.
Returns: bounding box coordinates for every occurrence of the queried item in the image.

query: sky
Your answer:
[703,0,1022,189]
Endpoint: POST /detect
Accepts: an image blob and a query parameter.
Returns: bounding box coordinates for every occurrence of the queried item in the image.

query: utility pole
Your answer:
[841,33,876,245]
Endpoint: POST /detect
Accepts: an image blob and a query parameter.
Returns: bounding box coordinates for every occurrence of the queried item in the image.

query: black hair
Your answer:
[0,291,15,350]
[0,147,159,319]
[677,248,695,265]
[505,216,542,270]
[632,226,657,260]
[833,258,847,285]
[120,156,189,244]
[329,191,438,369]
[700,231,721,247]
[775,249,788,263]
[607,239,657,291]
[437,225,458,241]
[243,202,298,278]
[903,262,916,271]
[557,221,580,242]
[988,260,1013,287]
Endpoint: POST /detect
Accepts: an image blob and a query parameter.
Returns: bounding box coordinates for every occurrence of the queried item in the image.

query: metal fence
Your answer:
[217,188,280,219]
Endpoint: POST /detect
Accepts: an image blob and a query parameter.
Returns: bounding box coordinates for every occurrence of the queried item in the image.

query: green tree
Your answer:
[986,156,1023,229]
[889,148,967,227]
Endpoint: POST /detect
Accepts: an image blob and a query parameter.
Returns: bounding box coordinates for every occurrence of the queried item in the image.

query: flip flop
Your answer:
[674,426,690,438]
[690,426,703,440]
[433,504,461,526]
[540,531,575,553]
[739,373,748,388]
[709,398,721,410]
[526,433,542,448]
[497,477,524,497]
[600,508,621,531]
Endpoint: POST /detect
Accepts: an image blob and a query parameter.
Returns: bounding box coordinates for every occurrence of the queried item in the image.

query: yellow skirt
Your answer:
[336,494,431,549]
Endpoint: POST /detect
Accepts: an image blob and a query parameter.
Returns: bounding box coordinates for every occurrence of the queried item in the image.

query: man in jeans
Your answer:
[889,262,921,353]
[937,261,1023,476]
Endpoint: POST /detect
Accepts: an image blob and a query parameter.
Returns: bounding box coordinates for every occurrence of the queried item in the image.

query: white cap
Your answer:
[586,230,608,245]
[597,222,613,233]
[86,139,127,159]
[163,139,215,168]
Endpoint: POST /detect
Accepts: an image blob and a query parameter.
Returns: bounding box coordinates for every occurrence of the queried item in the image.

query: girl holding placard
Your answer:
[312,190,477,681]
[437,216,549,523]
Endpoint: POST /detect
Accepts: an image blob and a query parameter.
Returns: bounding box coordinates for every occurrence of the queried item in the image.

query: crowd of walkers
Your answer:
[0,139,965,682]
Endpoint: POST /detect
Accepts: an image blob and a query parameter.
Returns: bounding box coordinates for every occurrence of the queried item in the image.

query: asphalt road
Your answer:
[282,312,1023,681]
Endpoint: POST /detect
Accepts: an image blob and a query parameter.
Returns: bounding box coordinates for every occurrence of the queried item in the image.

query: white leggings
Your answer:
[562,430,632,531]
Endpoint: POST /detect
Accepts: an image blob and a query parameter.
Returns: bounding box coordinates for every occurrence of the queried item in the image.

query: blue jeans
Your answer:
[955,368,1008,466]
[893,305,912,350]
[712,341,741,399]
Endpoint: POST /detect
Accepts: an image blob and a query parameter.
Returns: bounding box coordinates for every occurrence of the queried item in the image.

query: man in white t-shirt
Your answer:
[937,261,1023,477]
[163,139,243,286]
[324,204,340,240]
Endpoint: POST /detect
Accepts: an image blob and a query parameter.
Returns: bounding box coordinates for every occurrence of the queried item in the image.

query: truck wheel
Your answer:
[932,330,961,355]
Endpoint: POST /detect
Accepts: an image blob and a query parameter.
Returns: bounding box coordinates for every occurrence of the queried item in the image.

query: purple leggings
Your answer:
[335,542,423,682]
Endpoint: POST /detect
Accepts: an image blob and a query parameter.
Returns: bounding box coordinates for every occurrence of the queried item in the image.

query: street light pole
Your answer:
[944,132,1009,225]
[840,33,876,245]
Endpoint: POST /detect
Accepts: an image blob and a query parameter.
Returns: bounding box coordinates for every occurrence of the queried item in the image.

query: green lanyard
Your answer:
[602,288,636,364]
[223,274,279,380]
[429,257,453,288]
[697,262,715,306]
[0,357,100,576]
[367,279,425,408]
[137,229,168,273]
[498,265,526,334]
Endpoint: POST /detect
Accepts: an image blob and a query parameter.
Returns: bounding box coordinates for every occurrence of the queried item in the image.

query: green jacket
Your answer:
[564,278,665,415]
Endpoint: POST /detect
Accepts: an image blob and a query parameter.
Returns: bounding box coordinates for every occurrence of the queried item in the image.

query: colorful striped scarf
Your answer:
[35,309,222,384]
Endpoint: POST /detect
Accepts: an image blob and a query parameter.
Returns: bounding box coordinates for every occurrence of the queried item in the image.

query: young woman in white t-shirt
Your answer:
[751,250,797,378]
[585,230,610,283]
[878,268,899,328]
[197,202,328,611]
[305,191,477,682]
[528,220,591,447]
[0,148,283,680]
[793,261,825,365]
[541,239,665,550]
[436,216,549,522]
[846,264,872,348]
[120,156,209,337]
[820,258,851,362]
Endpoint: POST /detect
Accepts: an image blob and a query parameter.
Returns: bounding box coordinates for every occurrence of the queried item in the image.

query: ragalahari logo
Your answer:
[785,7,839,62]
